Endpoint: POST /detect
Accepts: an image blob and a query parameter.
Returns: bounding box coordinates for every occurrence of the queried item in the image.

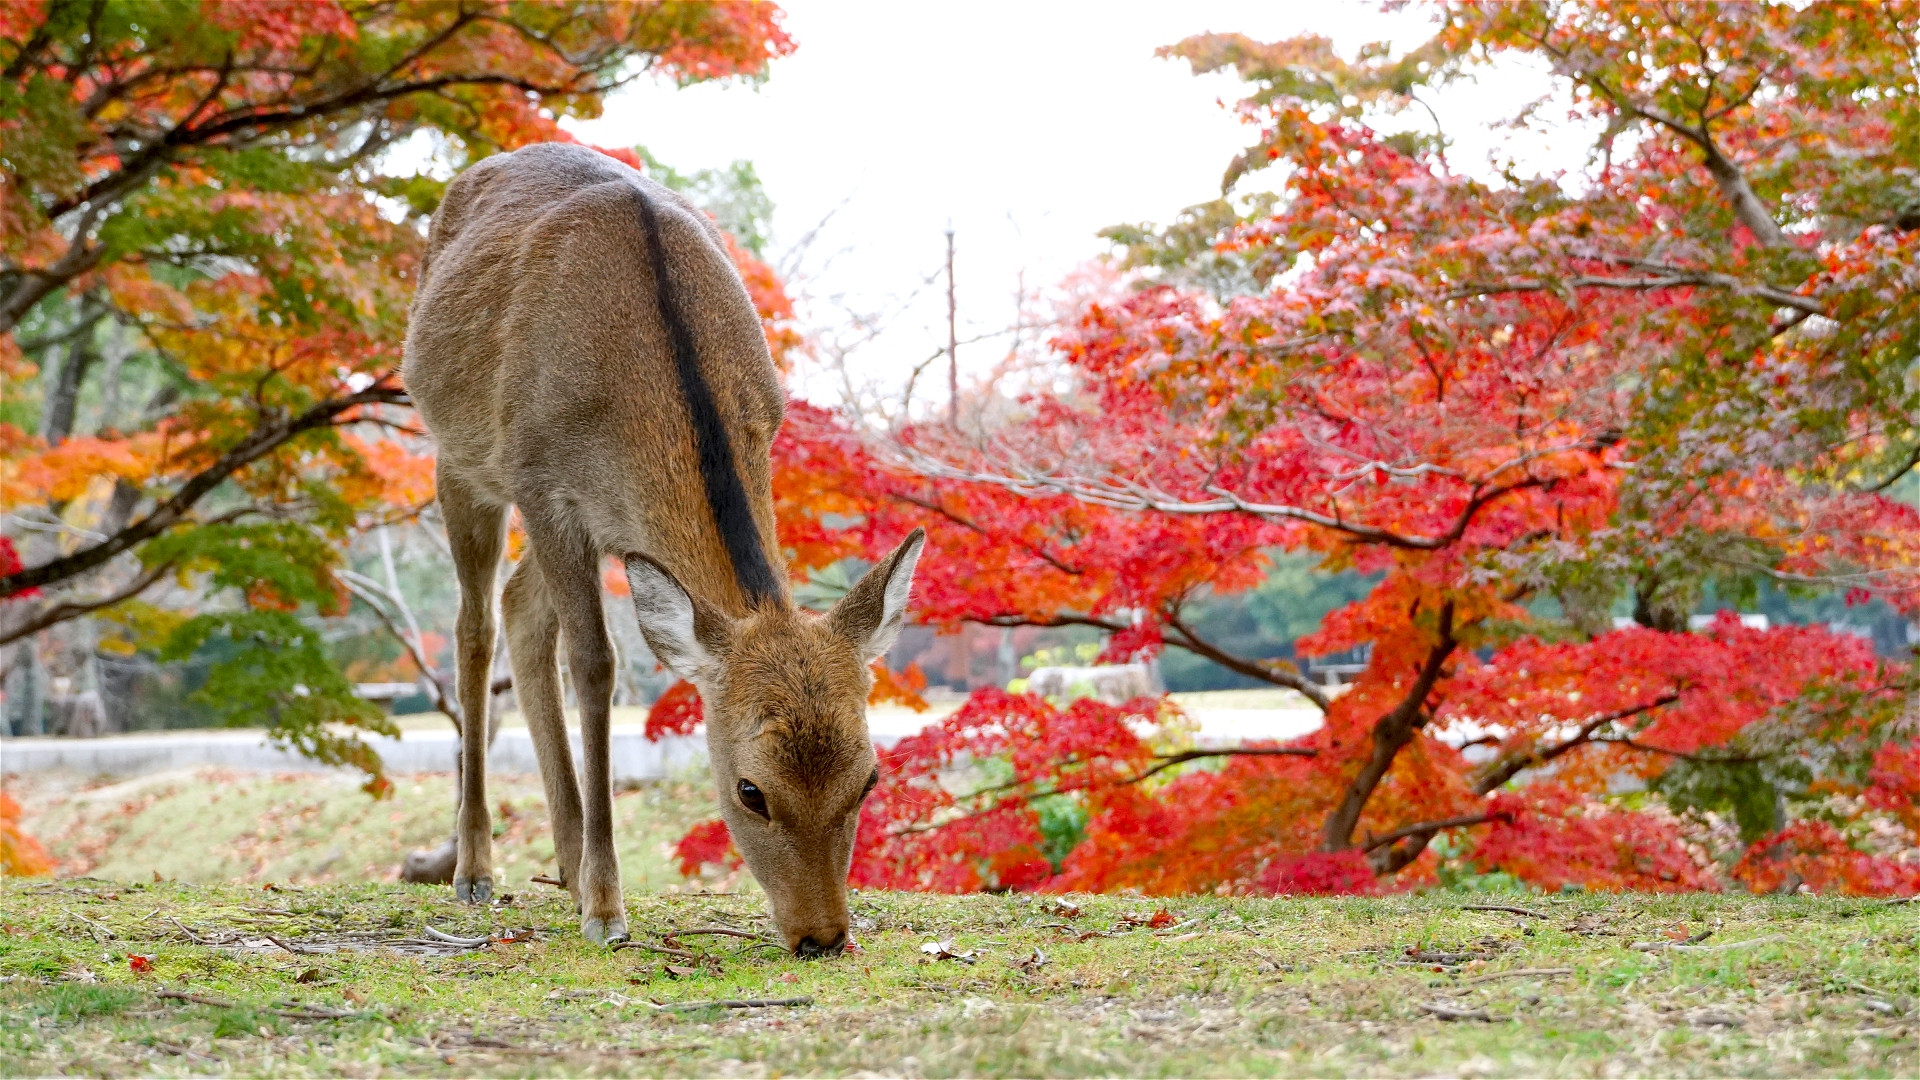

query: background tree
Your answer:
[0,0,792,782]
[669,1,1920,896]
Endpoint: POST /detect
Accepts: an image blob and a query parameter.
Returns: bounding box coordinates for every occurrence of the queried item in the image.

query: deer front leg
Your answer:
[530,521,627,944]
[440,476,507,904]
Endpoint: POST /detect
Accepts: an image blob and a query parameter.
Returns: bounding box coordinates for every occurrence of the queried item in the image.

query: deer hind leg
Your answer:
[524,514,626,944]
[440,474,508,904]
[501,551,585,903]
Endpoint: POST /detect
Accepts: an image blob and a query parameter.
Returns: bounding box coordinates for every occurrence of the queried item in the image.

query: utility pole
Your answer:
[945,226,958,426]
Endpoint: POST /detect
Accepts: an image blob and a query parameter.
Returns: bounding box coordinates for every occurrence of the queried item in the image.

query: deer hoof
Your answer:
[453,876,493,904]
[581,915,628,946]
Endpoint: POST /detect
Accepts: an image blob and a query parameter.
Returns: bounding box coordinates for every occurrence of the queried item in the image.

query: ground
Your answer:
[3,873,1918,1076]
[3,768,1918,1077]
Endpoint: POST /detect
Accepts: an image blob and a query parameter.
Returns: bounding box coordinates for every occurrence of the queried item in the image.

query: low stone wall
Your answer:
[0,725,706,784]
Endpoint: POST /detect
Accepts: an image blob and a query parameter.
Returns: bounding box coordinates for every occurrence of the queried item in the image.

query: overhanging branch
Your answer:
[0,560,175,646]
[1470,693,1681,795]
[0,382,409,598]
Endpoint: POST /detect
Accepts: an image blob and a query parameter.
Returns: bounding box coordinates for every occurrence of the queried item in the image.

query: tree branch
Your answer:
[1588,735,1758,764]
[975,609,1331,706]
[340,574,513,725]
[1446,271,1821,315]
[1360,811,1503,855]
[0,382,409,598]
[1160,609,1331,710]
[888,491,1083,575]
[1122,745,1316,786]
[1859,444,1920,494]
[892,745,1320,836]
[1524,26,1788,247]
[1470,693,1680,795]
[0,560,175,647]
[895,443,1586,552]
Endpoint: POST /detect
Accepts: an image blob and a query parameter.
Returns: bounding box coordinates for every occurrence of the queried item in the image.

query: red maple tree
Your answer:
[672,1,1920,897]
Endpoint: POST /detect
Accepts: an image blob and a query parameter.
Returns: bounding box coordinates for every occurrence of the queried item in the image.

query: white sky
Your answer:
[564,1,1587,414]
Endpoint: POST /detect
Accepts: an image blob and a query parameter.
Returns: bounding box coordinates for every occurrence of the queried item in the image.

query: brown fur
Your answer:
[403,143,923,952]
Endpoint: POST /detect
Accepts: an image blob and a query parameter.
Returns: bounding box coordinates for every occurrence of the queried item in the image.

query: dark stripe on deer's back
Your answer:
[631,188,782,605]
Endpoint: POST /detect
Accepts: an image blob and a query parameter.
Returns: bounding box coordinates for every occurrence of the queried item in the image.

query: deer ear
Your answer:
[624,554,727,682]
[828,528,925,663]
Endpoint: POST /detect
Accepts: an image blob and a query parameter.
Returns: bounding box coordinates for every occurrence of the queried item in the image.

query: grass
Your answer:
[4,768,1917,1077]
[8,768,715,891]
[3,877,1917,1076]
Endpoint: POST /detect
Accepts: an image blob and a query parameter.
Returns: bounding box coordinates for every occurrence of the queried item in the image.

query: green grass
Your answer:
[11,768,715,892]
[6,768,1917,1076]
[1,878,1915,1077]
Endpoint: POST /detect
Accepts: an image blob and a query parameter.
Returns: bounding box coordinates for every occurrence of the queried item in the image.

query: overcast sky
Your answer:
[564,1,1584,413]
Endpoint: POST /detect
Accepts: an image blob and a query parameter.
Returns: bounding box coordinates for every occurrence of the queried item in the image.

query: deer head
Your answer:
[624,529,925,956]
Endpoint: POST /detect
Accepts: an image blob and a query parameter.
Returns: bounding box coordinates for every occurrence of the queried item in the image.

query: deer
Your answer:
[402,142,925,955]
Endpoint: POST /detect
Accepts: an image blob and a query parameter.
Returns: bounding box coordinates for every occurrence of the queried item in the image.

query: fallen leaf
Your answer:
[294,968,321,983]
[1013,948,1049,972]
[664,964,699,978]
[127,954,154,974]
[919,939,977,964]
[343,988,366,1005]
[1042,899,1081,919]
[776,972,800,984]
[1148,909,1175,929]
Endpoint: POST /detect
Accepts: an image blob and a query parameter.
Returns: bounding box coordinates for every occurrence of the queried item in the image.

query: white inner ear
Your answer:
[862,533,924,663]
[625,559,716,681]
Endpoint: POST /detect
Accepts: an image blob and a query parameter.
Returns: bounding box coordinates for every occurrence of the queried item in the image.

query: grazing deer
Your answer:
[403,143,924,954]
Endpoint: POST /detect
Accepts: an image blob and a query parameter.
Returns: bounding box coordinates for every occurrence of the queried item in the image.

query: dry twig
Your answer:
[612,940,699,961]
[1460,967,1575,985]
[66,909,116,940]
[651,996,812,1012]
[1418,1001,1496,1022]
[1460,904,1550,919]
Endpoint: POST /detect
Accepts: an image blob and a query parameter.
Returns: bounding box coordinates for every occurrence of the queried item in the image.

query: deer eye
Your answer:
[736,778,769,819]
[862,767,879,797]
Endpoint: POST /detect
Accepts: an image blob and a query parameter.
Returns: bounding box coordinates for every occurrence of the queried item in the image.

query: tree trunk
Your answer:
[41,337,100,446]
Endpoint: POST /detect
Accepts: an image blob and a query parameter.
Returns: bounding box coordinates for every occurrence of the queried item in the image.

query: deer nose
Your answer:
[793,931,847,959]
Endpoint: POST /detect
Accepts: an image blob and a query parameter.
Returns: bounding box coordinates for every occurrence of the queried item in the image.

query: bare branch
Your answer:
[1361,811,1504,855]
[0,560,175,647]
[1471,693,1681,795]
[1446,271,1821,315]
[1122,745,1316,786]
[0,381,409,598]
[1160,609,1331,710]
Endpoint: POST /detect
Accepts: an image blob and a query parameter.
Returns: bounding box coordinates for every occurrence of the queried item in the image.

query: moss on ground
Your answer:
[1,877,1915,1078]
[10,768,717,892]
[4,769,1917,1076]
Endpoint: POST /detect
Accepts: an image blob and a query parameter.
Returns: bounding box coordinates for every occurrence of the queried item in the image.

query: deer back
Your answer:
[403,142,788,615]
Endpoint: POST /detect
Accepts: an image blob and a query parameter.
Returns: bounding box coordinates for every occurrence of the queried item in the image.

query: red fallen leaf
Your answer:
[1148,910,1175,929]
[127,954,154,974]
